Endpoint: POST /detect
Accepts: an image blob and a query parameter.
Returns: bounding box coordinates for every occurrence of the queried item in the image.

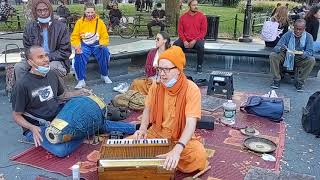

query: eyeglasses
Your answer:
[156,66,177,74]
[36,8,49,13]
[155,37,160,41]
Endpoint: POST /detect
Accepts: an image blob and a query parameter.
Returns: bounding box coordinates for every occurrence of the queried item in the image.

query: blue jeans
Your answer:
[24,120,135,157]
[74,42,110,80]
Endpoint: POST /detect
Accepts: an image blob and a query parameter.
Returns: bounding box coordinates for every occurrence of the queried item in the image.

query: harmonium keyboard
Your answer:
[98,138,175,180]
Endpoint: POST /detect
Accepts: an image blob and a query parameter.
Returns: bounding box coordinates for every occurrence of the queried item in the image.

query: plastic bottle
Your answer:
[72,164,80,180]
[222,100,236,125]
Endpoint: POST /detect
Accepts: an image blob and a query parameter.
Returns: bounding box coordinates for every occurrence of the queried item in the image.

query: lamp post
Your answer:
[239,0,253,42]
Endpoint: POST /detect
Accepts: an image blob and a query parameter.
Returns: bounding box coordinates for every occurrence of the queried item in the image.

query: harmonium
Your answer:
[98,138,175,180]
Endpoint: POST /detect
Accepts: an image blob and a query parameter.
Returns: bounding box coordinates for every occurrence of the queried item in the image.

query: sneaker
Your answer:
[196,65,202,73]
[118,84,129,94]
[270,80,280,89]
[75,80,86,89]
[295,82,304,92]
[113,82,126,91]
[101,75,112,84]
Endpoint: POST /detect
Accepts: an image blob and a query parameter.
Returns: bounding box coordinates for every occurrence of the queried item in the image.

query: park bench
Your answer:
[251,12,271,34]
[134,13,171,37]
[0,12,22,31]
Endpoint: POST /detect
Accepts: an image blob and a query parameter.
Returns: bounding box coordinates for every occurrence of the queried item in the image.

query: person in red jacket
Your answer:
[173,0,207,73]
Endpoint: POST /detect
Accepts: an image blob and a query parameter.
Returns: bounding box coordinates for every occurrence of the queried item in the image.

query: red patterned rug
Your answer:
[11,90,286,180]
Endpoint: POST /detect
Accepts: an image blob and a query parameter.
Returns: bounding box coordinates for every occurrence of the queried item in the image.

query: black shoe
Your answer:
[270,80,280,89]
[196,65,202,73]
[295,82,304,92]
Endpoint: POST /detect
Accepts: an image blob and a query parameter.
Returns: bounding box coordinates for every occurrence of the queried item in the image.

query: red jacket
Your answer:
[178,11,208,42]
[144,48,158,77]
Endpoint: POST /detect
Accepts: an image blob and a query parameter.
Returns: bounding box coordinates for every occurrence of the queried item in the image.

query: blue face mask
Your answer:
[36,65,50,75]
[30,60,50,75]
[37,16,51,24]
[165,78,177,88]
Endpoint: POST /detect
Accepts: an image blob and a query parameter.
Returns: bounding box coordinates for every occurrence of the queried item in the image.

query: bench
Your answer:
[0,12,22,31]
[134,13,171,37]
[251,13,270,34]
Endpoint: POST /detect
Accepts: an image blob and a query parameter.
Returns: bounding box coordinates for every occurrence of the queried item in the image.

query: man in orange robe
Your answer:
[133,46,208,173]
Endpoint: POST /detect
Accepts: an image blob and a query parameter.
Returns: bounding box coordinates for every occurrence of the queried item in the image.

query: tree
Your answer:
[165,0,179,25]
[102,0,110,11]
[22,0,34,23]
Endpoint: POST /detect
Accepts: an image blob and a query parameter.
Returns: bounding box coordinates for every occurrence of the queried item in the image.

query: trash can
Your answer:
[205,15,220,41]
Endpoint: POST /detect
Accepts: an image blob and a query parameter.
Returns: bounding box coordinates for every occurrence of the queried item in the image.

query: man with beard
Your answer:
[14,0,71,81]
[173,0,207,73]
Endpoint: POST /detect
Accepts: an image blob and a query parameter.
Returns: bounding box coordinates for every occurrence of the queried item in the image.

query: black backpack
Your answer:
[301,91,320,137]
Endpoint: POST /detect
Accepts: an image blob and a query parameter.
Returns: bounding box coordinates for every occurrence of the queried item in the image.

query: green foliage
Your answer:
[238,1,300,13]
[0,3,244,38]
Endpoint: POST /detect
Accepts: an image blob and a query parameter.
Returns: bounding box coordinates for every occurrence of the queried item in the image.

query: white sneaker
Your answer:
[101,75,112,84]
[75,80,86,89]
[113,83,126,91]
[118,84,129,94]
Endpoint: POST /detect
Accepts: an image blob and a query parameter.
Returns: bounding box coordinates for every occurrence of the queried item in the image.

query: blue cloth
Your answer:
[273,31,314,61]
[284,31,306,70]
[42,28,49,53]
[74,42,110,80]
[313,41,320,53]
[24,120,135,157]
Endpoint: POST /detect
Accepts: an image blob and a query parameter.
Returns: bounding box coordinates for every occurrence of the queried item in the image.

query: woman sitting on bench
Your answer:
[71,2,112,89]
[114,31,171,95]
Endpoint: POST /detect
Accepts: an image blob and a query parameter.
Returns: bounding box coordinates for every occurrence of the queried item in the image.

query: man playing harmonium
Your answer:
[133,46,208,173]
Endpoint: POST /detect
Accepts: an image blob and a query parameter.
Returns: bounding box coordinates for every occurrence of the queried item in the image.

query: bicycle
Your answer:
[103,12,136,39]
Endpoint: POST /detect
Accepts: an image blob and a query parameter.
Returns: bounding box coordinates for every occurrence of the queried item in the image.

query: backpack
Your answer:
[260,20,282,42]
[301,92,320,136]
[240,96,284,122]
[112,90,145,111]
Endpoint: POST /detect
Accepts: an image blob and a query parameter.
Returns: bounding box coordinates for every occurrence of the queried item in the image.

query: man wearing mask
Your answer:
[133,46,208,173]
[14,0,71,81]
[147,2,165,39]
[173,0,207,73]
[11,46,137,157]
[270,19,315,92]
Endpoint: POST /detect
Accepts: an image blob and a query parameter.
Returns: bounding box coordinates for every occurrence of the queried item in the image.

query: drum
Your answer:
[45,95,106,144]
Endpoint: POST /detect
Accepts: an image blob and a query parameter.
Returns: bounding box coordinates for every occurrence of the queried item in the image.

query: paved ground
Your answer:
[0,35,320,179]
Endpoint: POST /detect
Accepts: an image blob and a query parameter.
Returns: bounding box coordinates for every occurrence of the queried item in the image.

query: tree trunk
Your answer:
[102,0,110,11]
[165,0,179,25]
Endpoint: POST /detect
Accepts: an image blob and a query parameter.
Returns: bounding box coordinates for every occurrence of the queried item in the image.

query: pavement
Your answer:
[0,34,320,180]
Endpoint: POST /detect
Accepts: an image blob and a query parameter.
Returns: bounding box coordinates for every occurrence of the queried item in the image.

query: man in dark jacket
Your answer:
[14,0,71,81]
[147,2,165,38]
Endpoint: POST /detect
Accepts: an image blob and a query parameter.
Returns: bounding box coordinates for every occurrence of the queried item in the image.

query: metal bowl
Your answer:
[243,137,277,153]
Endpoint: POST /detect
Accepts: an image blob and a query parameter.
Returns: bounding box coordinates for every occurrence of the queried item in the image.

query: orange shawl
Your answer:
[149,73,188,140]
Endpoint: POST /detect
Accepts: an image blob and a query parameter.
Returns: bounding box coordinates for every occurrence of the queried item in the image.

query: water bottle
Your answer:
[72,164,80,180]
[222,100,236,125]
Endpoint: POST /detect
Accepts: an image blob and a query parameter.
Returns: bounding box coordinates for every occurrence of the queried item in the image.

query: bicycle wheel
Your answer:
[118,23,136,39]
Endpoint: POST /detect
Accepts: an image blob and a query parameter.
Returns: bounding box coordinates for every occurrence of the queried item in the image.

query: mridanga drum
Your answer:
[45,95,106,144]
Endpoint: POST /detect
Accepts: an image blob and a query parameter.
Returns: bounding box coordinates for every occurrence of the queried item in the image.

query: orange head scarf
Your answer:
[150,46,188,140]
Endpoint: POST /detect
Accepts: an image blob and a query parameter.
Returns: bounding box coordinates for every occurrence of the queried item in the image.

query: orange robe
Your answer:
[144,80,208,173]
[129,77,153,95]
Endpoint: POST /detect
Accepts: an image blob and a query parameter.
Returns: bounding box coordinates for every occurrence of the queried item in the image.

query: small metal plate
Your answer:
[243,137,277,153]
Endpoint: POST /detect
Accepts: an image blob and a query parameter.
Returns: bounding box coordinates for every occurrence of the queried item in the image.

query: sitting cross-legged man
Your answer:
[270,19,315,92]
[147,2,166,39]
[11,46,136,157]
[133,46,208,173]
[71,2,112,89]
